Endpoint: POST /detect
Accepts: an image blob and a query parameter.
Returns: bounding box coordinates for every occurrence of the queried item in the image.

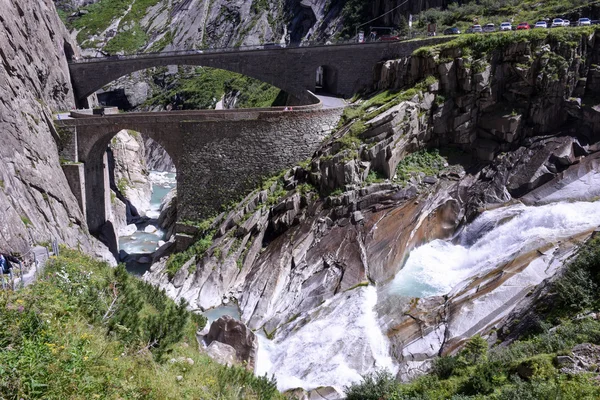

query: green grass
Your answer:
[116,177,129,194]
[395,149,447,186]
[415,0,600,37]
[166,231,214,279]
[0,248,283,399]
[414,26,600,60]
[144,68,281,110]
[70,0,131,44]
[104,24,148,54]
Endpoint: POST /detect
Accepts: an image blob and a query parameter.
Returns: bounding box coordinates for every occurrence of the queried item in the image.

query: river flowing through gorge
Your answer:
[255,198,600,392]
[118,171,176,274]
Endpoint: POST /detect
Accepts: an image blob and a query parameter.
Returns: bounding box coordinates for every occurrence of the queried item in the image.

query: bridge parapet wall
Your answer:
[178,108,342,220]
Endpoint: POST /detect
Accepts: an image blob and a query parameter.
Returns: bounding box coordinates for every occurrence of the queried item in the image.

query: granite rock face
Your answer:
[0,0,94,253]
[109,130,152,218]
[205,316,258,370]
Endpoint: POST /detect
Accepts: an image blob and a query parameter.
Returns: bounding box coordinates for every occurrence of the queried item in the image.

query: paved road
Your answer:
[316,94,347,109]
[2,246,51,290]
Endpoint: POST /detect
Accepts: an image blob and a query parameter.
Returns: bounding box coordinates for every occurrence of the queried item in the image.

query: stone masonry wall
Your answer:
[178,109,342,220]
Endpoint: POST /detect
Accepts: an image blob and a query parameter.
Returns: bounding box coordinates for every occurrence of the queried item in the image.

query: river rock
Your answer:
[144,225,158,233]
[205,316,258,370]
[123,224,138,236]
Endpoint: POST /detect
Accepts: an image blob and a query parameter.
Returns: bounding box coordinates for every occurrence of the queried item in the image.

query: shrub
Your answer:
[345,370,399,400]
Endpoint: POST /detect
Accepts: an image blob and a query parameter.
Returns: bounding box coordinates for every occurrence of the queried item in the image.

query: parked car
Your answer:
[563,19,571,26]
[592,20,600,25]
[578,18,592,26]
[471,24,483,33]
[534,21,548,29]
[443,27,461,35]
[551,18,565,28]
[517,22,531,30]
[500,22,512,31]
[482,23,496,33]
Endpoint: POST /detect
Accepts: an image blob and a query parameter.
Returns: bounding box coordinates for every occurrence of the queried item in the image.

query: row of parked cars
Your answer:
[444,17,597,35]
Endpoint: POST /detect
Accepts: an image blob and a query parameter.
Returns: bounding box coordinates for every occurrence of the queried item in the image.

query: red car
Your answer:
[517,22,531,30]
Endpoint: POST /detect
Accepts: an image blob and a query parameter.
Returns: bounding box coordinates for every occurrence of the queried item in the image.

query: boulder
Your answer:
[205,316,258,370]
[205,341,239,367]
[122,224,138,236]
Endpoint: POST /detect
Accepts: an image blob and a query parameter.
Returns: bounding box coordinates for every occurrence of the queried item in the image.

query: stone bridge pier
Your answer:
[55,107,342,243]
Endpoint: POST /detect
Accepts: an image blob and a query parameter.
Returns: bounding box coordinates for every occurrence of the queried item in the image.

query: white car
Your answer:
[535,21,548,29]
[500,22,512,31]
[563,20,571,26]
[551,18,565,28]
[578,18,591,26]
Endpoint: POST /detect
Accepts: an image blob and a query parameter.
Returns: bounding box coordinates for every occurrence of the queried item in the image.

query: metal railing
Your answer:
[1,239,59,291]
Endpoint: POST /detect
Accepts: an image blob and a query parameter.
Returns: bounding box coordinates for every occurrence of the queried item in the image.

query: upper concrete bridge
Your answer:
[55,102,342,238]
[69,38,450,105]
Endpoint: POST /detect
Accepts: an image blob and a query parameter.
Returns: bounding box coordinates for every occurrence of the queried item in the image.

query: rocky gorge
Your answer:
[142,28,600,395]
[4,0,600,397]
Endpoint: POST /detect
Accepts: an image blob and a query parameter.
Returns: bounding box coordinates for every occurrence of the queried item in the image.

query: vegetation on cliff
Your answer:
[0,248,281,399]
[419,0,600,34]
[143,67,283,110]
[345,238,600,399]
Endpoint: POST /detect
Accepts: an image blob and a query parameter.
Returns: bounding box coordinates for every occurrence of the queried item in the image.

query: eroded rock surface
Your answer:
[205,316,258,370]
[0,0,94,253]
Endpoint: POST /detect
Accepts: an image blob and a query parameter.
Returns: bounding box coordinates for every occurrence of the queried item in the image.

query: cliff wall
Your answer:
[0,0,97,253]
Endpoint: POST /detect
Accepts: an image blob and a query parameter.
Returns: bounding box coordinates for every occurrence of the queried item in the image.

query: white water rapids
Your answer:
[256,200,600,393]
[388,200,600,298]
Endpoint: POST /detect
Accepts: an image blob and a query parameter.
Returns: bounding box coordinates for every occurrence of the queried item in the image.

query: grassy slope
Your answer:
[0,248,282,399]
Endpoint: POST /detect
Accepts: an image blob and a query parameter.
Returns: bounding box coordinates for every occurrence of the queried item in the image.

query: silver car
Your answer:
[482,23,496,33]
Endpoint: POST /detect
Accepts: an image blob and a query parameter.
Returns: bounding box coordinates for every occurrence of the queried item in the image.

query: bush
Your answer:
[553,236,600,316]
[345,370,399,400]
[433,355,461,379]
[0,247,281,399]
[460,362,502,395]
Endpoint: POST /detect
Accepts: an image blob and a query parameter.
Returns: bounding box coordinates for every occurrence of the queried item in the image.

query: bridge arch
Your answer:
[69,54,315,106]
[71,116,185,235]
[68,38,453,108]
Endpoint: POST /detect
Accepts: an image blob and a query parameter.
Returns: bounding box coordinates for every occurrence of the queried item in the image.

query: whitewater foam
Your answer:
[388,200,600,298]
[255,285,397,392]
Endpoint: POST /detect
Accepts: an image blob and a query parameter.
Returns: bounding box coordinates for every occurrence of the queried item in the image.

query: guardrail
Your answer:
[1,240,59,291]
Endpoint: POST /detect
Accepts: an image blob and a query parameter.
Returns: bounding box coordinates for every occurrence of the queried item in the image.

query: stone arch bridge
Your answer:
[55,105,341,238]
[69,38,449,105]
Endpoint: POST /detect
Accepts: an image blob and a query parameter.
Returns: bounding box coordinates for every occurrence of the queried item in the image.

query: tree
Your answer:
[463,334,488,364]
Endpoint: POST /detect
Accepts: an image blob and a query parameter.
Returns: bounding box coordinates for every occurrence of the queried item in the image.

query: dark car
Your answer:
[443,27,461,35]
